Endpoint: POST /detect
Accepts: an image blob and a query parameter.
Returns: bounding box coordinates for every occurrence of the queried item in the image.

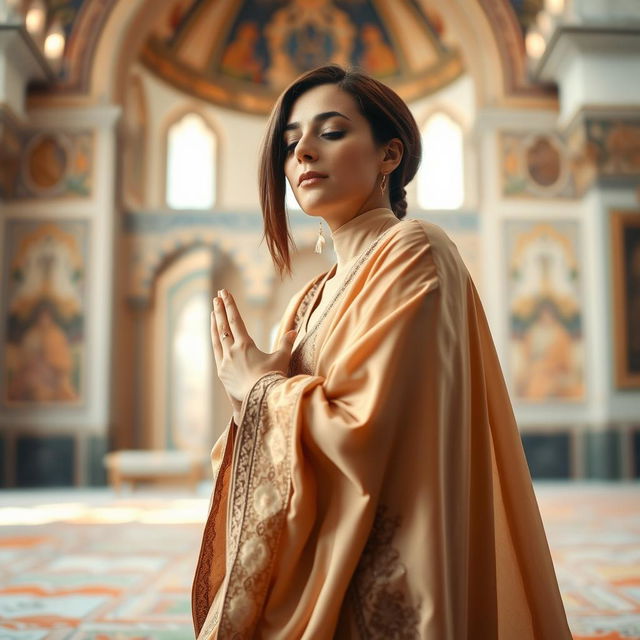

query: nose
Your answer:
[295,130,318,163]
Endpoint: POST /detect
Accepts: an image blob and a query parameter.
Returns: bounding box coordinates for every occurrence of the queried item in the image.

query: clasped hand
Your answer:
[211,289,297,424]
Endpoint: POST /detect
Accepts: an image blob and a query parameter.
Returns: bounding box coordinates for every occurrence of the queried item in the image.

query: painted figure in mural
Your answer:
[516,298,583,400]
[7,304,77,403]
[508,224,585,401]
[5,224,83,405]
[192,65,572,638]
[359,23,398,77]
[221,22,263,83]
[264,0,355,88]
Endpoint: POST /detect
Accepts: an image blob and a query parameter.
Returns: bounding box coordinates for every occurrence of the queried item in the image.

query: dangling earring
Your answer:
[314,220,326,254]
[380,173,387,194]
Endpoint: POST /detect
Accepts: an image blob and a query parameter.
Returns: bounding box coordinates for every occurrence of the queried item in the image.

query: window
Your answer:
[171,293,212,450]
[166,113,216,209]
[417,112,464,210]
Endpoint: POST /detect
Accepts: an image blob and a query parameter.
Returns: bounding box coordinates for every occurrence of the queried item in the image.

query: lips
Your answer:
[298,171,328,186]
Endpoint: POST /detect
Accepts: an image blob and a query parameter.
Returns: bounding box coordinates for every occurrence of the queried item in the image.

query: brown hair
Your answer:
[259,64,421,277]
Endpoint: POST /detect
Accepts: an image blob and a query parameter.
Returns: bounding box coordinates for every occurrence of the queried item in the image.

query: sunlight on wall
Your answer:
[417,112,464,210]
[166,113,216,209]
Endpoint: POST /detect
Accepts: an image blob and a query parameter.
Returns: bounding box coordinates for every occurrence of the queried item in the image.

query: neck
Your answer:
[328,207,400,273]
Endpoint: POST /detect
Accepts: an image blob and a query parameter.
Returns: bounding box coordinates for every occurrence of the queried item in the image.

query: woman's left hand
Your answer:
[211,289,297,420]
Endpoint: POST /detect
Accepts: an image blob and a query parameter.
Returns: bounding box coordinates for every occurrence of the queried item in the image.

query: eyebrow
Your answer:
[284,111,351,133]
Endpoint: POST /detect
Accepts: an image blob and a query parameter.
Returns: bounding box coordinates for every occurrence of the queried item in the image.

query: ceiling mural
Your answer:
[27,0,544,105]
[141,0,463,113]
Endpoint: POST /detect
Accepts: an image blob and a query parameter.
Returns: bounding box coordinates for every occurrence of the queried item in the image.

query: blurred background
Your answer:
[0,0,638,638]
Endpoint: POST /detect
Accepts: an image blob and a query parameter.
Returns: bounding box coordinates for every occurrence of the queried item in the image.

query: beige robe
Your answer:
[192,208,571,639]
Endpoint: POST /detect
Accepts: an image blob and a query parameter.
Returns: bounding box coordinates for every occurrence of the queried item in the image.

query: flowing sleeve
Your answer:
[209,224,438,638]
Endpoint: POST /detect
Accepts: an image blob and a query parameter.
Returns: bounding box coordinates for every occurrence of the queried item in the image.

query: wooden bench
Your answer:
[103,450,205,493]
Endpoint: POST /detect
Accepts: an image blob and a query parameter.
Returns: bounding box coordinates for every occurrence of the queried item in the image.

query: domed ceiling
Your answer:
[140,0,464,113]
[26,0,545,105]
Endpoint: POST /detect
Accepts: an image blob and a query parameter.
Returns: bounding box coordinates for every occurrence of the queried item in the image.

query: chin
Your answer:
[297,195,345,219]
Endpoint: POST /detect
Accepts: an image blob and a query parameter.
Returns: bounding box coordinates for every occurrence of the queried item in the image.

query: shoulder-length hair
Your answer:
[259,64,422,278]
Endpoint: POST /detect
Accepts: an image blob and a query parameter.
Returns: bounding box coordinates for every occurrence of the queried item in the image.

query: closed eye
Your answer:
[284,130,346,155]
[321,130,345,140]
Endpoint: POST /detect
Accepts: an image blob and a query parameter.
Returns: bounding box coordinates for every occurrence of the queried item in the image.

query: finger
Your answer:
[213,296,233,350]
[210,311,222,366]
[219,290,250,343]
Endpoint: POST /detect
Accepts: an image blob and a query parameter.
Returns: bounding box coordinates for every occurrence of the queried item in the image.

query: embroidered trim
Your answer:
[217,371,304,638]
[289,223,399,377]
[192,428,234,636]
[350,505,420,639]
[293,275,325,333]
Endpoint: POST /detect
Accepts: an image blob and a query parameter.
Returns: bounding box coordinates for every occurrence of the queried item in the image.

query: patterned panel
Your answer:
[2,220,89,407]
[586,117,640,179]
[500,131,585,199]
[0,108,94,201]
[505,220,585,402]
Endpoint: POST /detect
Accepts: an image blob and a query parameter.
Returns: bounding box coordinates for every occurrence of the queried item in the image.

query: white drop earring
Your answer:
[380,173,388,194]
[314,221,326,254]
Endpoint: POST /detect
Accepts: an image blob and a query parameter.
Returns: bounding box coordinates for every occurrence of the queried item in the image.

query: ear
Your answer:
[380,137,404,176]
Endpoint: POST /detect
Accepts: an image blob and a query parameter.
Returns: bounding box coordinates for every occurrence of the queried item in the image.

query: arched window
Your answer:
[417,112,464,210]
[171,292,213,450]
[166,112,216,209]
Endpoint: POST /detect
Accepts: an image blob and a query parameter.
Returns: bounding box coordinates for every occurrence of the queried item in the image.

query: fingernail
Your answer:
[221,289,228,297]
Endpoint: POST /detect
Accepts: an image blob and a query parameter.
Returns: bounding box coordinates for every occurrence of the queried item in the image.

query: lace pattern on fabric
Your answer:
[192,429,233,638]
[216,371,304,638]
[350,505,420,639]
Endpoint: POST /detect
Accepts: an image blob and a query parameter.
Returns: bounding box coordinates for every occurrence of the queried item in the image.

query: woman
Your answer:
[191,65,571,639]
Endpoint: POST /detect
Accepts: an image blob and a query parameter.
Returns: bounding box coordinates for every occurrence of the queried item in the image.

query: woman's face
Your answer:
[283,83,389,229]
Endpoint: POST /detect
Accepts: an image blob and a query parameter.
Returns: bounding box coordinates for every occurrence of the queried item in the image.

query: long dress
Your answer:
[191,207,572,639]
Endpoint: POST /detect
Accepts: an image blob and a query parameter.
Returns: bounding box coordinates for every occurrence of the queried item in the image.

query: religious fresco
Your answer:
[20,0,537,105]
[500,117,640,199]
[501,132,577,198]
[142,0,463,113]
[2,221,88,406]
[0,110,93,201]
[505,220,585,402]
[23,131,93,199]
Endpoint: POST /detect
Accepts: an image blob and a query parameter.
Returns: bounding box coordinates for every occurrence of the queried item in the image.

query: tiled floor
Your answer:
[0,482,638,639]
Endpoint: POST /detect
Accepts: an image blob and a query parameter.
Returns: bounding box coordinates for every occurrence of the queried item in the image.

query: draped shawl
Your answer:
[191,218,571,639]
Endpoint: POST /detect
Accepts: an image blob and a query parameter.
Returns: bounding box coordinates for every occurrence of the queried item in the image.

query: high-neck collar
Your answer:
[330,207,400,272]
